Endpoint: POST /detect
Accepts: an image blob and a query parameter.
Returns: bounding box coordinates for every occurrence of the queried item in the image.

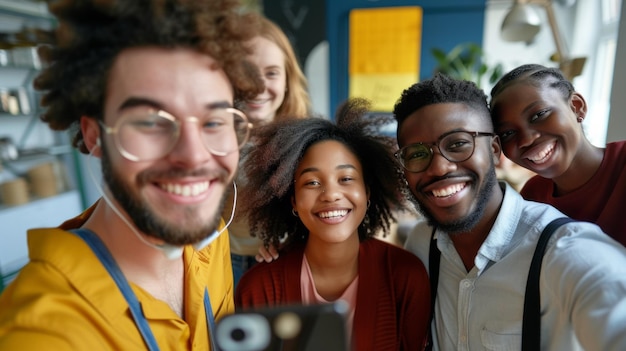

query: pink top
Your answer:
[301,254,358,343]
[236,239,431,351]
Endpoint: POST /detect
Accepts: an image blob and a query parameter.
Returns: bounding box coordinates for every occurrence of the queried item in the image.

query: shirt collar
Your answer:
[474,182,524,272]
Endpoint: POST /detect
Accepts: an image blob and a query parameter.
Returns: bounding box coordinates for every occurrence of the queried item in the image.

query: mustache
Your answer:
[137,167,230,184]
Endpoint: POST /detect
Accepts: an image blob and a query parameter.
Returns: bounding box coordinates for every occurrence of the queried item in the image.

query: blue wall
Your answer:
[326,0,487,114]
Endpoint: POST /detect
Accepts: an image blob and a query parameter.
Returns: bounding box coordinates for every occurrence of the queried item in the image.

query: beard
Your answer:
[408,160,498,235]
[100,142,230,246]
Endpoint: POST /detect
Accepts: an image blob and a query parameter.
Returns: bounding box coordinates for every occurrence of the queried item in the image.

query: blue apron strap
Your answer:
[72,228,160,351]
[204,287,217,351]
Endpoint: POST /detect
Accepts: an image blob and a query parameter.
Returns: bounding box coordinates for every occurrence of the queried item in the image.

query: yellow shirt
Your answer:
[0,206,234,350]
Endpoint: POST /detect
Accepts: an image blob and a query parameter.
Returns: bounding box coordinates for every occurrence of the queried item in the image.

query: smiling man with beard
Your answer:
[394,73,626,351]
[0,0,263,350]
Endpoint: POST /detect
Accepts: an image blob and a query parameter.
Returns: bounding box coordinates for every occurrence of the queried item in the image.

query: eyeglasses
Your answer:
[99,107,252,162]
[395,131,495,173]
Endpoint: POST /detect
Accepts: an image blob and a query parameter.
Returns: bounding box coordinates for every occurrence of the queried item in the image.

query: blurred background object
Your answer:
[431,42,504,88]
[500,0,587,80]
[496,153,536,192]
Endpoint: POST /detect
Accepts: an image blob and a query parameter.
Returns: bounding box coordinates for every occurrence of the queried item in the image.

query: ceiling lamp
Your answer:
[500,0,587,80]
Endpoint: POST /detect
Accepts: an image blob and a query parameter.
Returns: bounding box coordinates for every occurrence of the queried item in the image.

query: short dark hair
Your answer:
[393,73,491,134]
[239,98,406,249]
[36,0,263,153]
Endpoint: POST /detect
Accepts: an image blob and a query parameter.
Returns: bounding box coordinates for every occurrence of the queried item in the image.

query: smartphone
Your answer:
[215,301,350,351]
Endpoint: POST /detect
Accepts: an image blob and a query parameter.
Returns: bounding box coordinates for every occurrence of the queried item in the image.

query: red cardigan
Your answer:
[235,238,430,351]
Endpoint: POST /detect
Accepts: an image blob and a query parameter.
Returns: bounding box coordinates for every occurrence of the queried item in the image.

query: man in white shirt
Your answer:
[393,73,626,350]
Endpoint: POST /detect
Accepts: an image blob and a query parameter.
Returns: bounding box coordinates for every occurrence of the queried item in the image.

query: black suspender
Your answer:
[425,227,439,351]
[521,217,574,350]
[426,218,573,351]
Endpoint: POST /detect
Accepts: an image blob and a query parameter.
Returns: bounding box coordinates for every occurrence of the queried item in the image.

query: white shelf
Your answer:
[0,0,51,19]
[0,0,84,292]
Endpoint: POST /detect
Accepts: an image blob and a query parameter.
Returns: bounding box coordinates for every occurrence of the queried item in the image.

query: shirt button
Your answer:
[462,280,472,288]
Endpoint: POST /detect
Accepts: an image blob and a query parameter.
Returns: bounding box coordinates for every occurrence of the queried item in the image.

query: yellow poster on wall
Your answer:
[349,6,422,112]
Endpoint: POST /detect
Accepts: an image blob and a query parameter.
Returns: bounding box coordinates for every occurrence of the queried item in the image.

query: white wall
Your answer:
[608,0,626,143]
[304,41,330,118]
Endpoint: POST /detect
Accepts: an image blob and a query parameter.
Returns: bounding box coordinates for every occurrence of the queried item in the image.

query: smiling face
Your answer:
[397,103,502,233]
[242,36,287,125]
[490,82,586,179]
[292,140,368,245]
[85,47,238,245]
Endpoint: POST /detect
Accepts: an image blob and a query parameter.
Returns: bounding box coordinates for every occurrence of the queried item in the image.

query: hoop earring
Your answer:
[292,209,298,217]
[367,200,371,209]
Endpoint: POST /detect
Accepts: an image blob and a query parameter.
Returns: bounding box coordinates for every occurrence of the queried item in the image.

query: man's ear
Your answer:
[80,116,102,157]
[570,92,587,121]
[492,135,502,166]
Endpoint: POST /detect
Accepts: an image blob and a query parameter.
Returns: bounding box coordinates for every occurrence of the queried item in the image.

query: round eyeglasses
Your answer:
[99,107,252,162]
[395,131,495,173]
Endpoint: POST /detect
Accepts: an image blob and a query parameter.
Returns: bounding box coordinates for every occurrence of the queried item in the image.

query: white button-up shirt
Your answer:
[406,182,626,351]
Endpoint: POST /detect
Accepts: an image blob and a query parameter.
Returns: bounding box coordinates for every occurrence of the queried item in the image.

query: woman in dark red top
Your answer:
[490,64,626,245]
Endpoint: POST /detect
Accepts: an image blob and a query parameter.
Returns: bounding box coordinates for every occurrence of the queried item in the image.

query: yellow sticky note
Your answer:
[349,7,422,111]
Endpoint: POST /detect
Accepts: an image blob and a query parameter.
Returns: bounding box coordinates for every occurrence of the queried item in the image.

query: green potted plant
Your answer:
[431,42,503,88]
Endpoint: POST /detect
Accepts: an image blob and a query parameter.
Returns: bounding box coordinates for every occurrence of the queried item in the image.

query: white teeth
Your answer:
[162,182,209,197]
[318,210,348,219]
[432,183,464,197]
[528,143,554,163]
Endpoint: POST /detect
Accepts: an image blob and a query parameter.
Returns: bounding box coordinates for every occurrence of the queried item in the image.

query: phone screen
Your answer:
[215,302,349,351]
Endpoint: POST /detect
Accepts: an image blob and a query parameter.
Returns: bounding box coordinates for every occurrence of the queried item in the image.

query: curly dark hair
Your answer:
[393,73,492,135]
[489,64,575,120]
[239,98,406,250]
[35,0,264,153]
